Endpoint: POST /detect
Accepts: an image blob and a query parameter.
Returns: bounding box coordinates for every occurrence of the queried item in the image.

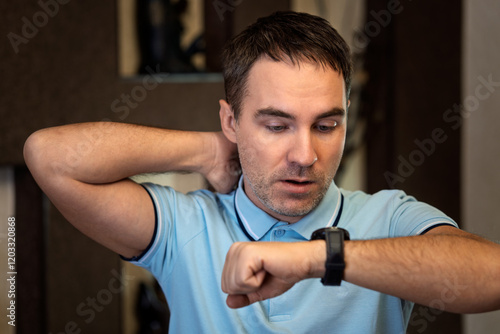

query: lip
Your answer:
[278,179,316,194]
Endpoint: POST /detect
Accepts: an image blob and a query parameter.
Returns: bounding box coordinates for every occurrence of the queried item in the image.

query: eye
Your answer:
[316,121,338,133]
[266,125,287,133]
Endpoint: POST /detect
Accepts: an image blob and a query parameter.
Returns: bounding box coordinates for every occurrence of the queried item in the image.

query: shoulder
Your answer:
[340,188,456,237]
[342,188,412,209]
[141,182,235,213]
[341,187,448,217]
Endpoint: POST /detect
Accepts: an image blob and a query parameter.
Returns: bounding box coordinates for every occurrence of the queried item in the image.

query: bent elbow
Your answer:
[24,128,63,180]
[24,130,47,172]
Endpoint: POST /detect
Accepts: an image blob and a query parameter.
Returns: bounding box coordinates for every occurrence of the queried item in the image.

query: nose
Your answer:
[287,130,318,167]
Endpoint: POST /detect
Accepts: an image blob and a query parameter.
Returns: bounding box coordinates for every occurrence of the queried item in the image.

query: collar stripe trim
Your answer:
[234,190,260,241]
[331,193,344,228]
[325,187,343,228]
[234,186,344,241]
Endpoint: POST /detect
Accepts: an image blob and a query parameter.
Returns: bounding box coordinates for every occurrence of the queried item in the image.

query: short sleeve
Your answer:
[389,191,458,237]
[123,182,210,280]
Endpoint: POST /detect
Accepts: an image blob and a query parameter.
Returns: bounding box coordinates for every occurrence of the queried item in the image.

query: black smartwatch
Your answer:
[310,227,350,286]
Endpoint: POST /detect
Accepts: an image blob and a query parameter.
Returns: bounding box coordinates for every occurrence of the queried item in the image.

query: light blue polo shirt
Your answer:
[127,178,457,333]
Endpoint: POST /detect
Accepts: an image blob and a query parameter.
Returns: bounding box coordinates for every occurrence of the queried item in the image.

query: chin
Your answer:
[268,199,319,218]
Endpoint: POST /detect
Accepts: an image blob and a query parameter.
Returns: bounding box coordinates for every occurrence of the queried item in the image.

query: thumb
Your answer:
[226,294,251,309]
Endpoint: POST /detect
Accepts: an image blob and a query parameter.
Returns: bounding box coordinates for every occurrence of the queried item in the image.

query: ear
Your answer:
[219,99,237,144]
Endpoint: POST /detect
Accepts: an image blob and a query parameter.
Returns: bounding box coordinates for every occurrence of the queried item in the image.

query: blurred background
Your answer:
[1,0,499,333]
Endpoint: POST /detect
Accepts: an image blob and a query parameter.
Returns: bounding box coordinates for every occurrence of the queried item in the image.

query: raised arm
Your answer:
[24,122,239,258]
[221,226,500,313]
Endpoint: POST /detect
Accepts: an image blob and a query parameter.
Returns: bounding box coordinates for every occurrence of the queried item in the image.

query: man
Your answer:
[24,11,500,333]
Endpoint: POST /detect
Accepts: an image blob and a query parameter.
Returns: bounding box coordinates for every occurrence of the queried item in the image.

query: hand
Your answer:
[203,132,240,193]
[221,241,326,308]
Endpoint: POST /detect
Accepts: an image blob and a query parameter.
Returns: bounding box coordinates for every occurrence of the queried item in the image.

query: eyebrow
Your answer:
[255,107,346,121]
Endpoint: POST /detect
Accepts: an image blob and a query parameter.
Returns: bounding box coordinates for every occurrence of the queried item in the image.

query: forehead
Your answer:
[241,58,347,117]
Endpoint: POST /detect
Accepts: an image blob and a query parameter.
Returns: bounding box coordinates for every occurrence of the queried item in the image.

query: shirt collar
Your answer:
[234,177,343,241]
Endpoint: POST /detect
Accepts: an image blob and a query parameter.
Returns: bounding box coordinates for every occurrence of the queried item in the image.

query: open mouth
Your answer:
[284,179,313,185]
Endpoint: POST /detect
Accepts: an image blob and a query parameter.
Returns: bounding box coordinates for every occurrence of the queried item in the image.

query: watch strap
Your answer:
[311,227,350,286]
[323,231,345,285]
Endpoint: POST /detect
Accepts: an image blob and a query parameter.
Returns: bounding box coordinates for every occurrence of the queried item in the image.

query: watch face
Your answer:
[311,227,349,240]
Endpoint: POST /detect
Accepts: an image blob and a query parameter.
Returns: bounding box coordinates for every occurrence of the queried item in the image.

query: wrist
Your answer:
[181,131,220,176]
[154,129,214,174]
[308,240,327,278]
[196,132,219,175]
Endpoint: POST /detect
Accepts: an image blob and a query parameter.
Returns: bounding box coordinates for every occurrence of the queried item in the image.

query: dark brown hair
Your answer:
[221,11,353,119]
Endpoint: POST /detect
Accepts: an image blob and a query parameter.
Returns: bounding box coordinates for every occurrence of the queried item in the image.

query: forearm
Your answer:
[24,122,214,185]
[223,231,500,311]
[342,232,500,313]
[23,122,222,256]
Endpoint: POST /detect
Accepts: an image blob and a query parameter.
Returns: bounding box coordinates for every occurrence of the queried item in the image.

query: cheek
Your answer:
[237,128,268,156]
[239,142,267,165]
[236,137,258,168]
[238,136,283,171]
[319,139,345,164]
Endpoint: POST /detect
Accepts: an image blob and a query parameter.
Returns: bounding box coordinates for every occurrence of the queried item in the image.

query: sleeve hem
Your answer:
[418,222,458,235]
[120,184,159,262]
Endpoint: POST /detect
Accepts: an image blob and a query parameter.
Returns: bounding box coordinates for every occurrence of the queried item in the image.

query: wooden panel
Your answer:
[0,1,225,166]
[15,167,46,334]
[204,0,234,71]
[392,2,461,217]
[364,1,462,333]
[46,203,123,333]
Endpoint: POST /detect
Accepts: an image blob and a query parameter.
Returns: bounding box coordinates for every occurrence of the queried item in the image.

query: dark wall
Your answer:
[363,1,462,333]
[364,0,461,217]
[0,1,225,166]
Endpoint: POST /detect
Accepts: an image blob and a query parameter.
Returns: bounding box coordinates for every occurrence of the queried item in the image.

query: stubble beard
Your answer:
[244,165,336,219]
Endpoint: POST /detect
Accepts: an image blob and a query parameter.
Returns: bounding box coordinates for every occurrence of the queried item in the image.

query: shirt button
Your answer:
[275,229,285,237]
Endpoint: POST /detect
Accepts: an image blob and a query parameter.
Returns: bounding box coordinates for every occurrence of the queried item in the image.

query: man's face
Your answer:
[233,58,347,223]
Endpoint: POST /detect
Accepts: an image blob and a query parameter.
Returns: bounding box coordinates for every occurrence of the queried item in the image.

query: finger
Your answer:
[245,277,295,305]
[223,268,267,295]
[226,285,274,309]
[226,294,250,309]
[244,269,266,292]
